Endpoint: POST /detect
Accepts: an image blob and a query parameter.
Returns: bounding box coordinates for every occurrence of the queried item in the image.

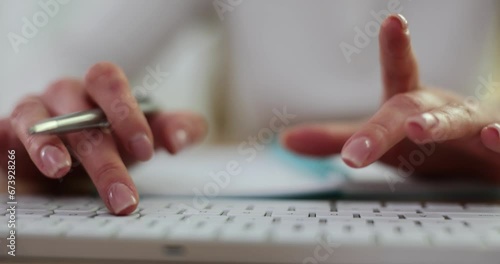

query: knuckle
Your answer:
[10,96,41,121]
[24,134,41,153]
[45,79,81,97]
[389,93,423,112]
[86,62,124,83]
[365,121,391,139]
[92,161,124,185]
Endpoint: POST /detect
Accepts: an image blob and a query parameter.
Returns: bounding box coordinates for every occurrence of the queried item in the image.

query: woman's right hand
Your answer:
[0,62,208,215]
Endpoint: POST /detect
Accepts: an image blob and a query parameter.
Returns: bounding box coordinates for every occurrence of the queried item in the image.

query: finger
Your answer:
[405,103,490,144]
[379,14,419,100]
[481,123,500,153]
[85,62,154,161]
[281,122,361,157]
[341,91,444,168]
[9,96,71,178]
[42,79,138,215]
[147,112,208,154]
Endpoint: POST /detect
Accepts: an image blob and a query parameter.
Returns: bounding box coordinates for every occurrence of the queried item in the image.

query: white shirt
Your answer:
[1,0,497,140]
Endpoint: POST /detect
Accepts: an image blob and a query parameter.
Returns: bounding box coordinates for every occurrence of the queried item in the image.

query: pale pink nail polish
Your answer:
[172,128,189,152]
[393,14,408,31]
[342,137,373,167]
[169,120,194,153]
[40,145,70,178]
[129,133,153,161]
[108,183,137,215]
[485,124,500,141]
[406,113,439,143]
[414,113,438,130]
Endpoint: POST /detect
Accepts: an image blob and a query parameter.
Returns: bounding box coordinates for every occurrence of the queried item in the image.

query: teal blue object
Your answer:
[271,140,347,180]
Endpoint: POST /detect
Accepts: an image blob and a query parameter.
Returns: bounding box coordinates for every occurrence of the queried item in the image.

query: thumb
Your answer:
[281,121,362,157]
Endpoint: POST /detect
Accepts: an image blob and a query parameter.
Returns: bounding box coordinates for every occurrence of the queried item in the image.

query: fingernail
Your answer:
[108,183,137,215]
[342,137,373,167]
[169,120,194,154]
[129,133,153,161]
[410,113,438,130]
[40,145,71,178]
[485,124,500,141]
[393,14,408,31]
[172,128,190,153]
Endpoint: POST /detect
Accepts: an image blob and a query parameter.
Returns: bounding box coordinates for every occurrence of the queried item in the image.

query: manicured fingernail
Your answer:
[485,124,500,141]
[392,14,408,32]
[342,137,373,167]
[410,113,438,130]
[129,133,153,161]
[108,183,137,215]
[40,145,71,178]
[171,128,190,153]
[169,120,195,154]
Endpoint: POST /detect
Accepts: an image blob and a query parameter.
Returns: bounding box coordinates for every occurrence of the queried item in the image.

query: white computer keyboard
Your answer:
[2,195,500,263]
[1,195,500,245]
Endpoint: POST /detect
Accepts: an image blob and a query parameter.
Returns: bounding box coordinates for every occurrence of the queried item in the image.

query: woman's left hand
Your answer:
[282,14,500,182]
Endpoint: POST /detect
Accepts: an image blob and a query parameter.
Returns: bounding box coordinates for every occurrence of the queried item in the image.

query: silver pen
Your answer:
[29,98,159,135]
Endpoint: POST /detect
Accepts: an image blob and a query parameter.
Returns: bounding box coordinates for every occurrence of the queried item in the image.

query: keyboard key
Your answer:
[385,202,423,210]
[335,201,381,210]
[54,205,100,214]
[430,231,483,247]
[271,224,322,243]
[116,222,170,240]
[226,210,267,216]
[359,213,399,220]
[271,211,310,218]
[377,230,430,246]
[403,213,444,219]
[16,211,52,217]
[167,222,220,241]
[219,223,271,242]
[50,212,96,219]
[65,224,120,238]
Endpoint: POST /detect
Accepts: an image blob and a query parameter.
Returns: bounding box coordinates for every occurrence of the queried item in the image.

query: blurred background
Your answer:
[1,0,498,144]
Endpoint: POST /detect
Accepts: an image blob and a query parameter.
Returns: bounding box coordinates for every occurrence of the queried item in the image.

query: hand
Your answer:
[0,62,207,214]
[282,14,500,182]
